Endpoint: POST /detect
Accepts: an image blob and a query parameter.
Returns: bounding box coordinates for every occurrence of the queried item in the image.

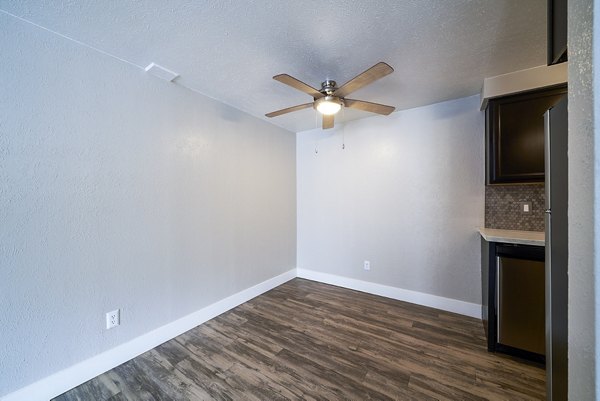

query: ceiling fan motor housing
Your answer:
[320,80,338,95]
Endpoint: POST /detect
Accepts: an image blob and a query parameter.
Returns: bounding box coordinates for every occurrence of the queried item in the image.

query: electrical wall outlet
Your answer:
[106,309,120,330]
[520,202,532,213]
[364,260,371,271]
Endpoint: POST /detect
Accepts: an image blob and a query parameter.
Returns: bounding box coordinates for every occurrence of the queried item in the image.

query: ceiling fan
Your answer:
[265,62,396,129]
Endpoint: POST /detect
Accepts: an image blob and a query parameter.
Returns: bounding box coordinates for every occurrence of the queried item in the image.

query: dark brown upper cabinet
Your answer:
[486,85,567,185]
[548,0,567,65]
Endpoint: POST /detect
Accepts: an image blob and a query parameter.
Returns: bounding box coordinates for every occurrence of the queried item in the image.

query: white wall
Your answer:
[0,13,296,397]
[297,95,484,305]
[568,0,597,399]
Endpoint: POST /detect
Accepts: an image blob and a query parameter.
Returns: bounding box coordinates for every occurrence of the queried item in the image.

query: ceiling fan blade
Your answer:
[273,74,324,98]
[322,114,334,129]
[265,102,314,118]
[334,62,394,98]
[344,99,395,115]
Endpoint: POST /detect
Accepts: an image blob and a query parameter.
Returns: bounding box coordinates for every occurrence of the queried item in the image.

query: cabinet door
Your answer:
[548,0,567,65]
[486,86,567,184]
[497,256,546,355]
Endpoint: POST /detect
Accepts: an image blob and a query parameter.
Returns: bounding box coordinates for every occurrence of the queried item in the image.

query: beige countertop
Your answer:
[478,228,545,247]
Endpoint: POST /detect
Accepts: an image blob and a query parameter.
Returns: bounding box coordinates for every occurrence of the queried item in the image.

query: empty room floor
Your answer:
[54,279,546,400]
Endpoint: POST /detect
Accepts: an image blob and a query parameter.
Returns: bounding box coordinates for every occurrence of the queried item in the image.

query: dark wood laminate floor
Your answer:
[54,279,546,401]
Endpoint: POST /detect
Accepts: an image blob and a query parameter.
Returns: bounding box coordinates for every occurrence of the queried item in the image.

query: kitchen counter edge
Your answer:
[478,228,545,247]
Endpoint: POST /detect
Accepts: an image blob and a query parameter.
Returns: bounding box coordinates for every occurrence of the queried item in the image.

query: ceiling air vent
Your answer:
[144,63,179,82]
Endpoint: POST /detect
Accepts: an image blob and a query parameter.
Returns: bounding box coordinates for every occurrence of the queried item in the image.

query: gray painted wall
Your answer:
[0,14,296,396]
[297,95,484,304]
[568,0,596,399]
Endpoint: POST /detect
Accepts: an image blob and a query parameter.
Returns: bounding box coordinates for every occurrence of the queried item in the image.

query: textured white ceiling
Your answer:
[1,0,547,132]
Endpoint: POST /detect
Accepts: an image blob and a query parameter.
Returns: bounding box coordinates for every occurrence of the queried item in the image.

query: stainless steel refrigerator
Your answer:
[544,96,568,401]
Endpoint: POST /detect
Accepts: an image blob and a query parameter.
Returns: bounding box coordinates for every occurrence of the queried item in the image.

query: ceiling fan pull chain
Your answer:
[314,110,319,154]
[342,108,346,150]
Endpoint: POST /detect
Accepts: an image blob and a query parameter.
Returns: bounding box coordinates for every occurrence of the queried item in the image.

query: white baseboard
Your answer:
[297,268,481,319]
[1,269,296,401]
[3,267,480,401]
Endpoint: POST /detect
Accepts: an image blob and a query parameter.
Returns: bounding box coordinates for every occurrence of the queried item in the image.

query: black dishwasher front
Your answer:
[496,244,545,361]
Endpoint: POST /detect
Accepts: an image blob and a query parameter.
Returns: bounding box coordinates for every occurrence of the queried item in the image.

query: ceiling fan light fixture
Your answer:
[266,62,395,129]
[314,96,344,115]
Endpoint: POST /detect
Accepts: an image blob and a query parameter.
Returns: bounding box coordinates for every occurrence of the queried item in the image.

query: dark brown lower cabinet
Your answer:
[481,240,545,363]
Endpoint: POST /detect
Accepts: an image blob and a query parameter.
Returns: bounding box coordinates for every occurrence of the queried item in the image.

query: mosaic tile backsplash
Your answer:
[485,184,545,231]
